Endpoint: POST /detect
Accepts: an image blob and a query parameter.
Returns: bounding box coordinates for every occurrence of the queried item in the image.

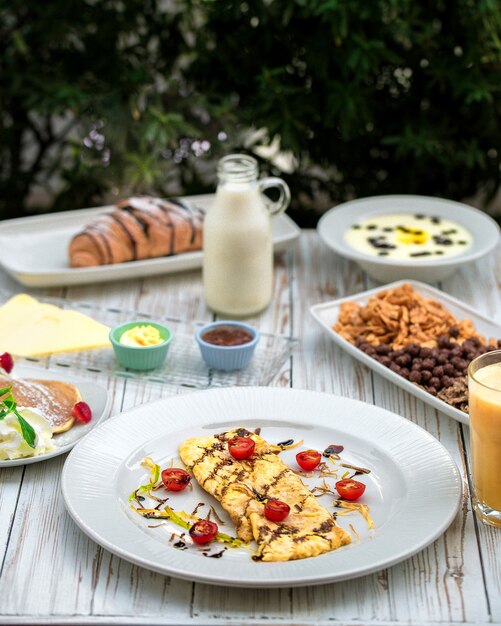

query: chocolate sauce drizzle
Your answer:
[88,227,114,264]
[109,213,137,259]
[123,207,149,235]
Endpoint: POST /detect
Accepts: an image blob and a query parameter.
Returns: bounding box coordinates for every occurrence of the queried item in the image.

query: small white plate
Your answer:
[0,364,112,467]
[318,195,499,283]
[62,387,461,588]
[0,194,300,287]
[309,279,501,425]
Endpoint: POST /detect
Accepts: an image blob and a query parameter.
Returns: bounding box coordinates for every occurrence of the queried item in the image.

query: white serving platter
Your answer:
[310,279,501,425]
[0,363,112,467]
[62,386,461,588]
[0,194,300,287]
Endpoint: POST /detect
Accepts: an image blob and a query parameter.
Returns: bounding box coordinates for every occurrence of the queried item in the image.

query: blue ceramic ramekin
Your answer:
[109,320,173,371]
[195,321,260,371]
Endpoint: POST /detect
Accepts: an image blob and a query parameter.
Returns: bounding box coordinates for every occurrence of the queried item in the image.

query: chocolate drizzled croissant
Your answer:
[69,196,204,267]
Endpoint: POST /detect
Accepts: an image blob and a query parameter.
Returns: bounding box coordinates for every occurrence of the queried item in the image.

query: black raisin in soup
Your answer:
[345,213,472,260]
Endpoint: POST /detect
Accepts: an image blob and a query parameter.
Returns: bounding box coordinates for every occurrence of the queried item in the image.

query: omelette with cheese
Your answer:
[179,428,351,562]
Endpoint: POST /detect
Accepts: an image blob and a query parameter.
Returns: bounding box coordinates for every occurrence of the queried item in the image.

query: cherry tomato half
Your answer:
[335,479,366,501]
[228,436,255,460]
[296,449,321,471]
[161,467,191,492]
[189,519,219,545]
[264,499,290,522]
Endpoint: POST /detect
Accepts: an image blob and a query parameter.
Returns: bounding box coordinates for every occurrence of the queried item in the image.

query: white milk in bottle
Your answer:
[203,154,290,317]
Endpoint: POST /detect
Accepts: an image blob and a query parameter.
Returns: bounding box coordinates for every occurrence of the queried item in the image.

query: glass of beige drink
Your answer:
[468,350,501,527]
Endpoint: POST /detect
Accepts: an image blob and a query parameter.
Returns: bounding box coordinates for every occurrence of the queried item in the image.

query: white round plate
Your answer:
[62,387,461,588]
[318,195,499,283]
[0,364,112,467]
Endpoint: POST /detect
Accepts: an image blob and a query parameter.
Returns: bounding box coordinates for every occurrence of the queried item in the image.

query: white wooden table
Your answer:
[0,230,500,626]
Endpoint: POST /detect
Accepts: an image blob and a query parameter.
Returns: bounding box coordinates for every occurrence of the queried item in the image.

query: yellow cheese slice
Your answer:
[0,294,111,356]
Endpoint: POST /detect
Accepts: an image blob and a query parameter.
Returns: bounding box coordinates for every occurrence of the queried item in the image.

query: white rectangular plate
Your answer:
[310,280,501,425]
[0,194,300,287]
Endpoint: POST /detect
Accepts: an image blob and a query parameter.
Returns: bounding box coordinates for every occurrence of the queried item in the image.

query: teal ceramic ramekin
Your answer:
[195,321,260,371]
[109,320,173,371]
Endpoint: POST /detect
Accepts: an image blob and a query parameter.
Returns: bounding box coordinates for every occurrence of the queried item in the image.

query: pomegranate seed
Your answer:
[72,401,92,423]
[0,352,14,374]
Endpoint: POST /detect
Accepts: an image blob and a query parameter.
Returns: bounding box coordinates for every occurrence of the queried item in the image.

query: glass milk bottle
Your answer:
[203,154,290,317]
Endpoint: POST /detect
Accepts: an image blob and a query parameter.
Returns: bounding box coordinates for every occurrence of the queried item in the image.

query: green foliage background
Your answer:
[1,0,500,224]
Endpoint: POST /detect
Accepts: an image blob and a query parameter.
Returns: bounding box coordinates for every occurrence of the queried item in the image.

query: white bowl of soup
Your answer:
[318,195,500,283]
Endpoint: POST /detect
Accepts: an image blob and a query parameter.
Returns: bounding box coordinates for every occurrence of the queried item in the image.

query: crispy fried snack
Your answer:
[334,283,483,349]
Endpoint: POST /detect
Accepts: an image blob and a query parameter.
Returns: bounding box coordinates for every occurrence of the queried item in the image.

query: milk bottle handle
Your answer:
[258,177,291,217]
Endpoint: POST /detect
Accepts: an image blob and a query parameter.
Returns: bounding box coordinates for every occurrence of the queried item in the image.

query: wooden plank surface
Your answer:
[0,231,499,625]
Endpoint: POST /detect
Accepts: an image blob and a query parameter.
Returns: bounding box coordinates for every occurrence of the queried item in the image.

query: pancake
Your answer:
[179,427,351,562]
[0,376,81,434]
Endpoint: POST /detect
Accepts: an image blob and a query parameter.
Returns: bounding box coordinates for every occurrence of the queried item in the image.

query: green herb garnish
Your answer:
[128,457,161,502]
[0,385,36,448]
[133,505,243,548]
